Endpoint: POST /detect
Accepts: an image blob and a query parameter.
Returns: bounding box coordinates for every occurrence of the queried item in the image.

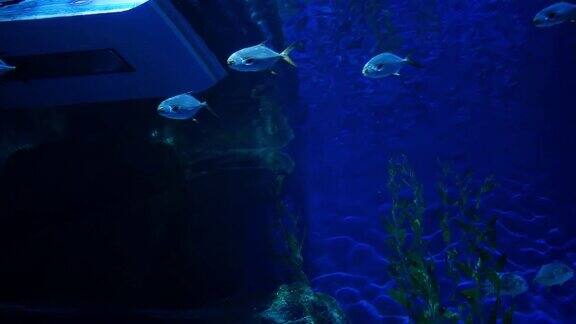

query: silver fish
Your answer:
[534,2,576,27]
[227,43,296,72]
[534,261,574,287]
[0,58,16,76]
[157,93,217,121]
[362,53,422,78]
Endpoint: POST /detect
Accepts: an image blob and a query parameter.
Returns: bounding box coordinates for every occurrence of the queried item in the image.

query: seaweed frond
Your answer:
[384,156,513,323]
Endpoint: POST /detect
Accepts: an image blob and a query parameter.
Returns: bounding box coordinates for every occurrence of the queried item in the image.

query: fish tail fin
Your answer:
[280,42,298,68]
[203,102,220,118]
[0,58,15,70]
[405,54,423,69]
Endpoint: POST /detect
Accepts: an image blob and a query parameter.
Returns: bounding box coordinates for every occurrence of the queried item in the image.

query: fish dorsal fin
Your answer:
[258,39,271,47]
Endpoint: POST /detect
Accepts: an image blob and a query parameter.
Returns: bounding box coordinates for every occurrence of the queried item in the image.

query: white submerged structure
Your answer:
[0,0,227,109]
[0,0,151,22]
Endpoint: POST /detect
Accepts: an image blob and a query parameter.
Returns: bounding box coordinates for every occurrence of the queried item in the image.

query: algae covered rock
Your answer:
[535,261,574,287]
[261,282,347,324]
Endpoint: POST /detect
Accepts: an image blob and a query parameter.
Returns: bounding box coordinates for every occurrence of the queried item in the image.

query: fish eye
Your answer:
[244,58,255,65]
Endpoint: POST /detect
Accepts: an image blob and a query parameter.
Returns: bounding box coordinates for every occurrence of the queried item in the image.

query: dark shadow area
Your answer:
[0,113,282,313]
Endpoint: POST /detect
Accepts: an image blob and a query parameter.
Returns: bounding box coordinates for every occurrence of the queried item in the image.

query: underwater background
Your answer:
[0,0,575,323]
[285,1,576,323]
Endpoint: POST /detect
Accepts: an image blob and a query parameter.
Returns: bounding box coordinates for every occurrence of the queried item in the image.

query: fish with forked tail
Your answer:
[227,42,297,72]
[0,58,16,76]
[362,53,422,79]
[157,93,218,121]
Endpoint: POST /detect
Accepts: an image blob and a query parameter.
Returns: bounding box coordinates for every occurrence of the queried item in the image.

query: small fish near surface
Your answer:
[362,53,422,79]
[157,93,217,121]
[0,58,16,76]
[534,2,576,27]
[227,42,297,72]
[534,261,574,287]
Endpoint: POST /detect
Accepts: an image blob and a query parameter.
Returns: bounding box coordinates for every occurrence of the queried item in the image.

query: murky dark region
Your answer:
[0,1,575,323]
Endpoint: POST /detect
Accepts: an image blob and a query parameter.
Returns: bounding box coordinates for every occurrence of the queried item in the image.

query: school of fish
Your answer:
[0,2,574,122]
[152,2,576,293]
[0,0,575,307]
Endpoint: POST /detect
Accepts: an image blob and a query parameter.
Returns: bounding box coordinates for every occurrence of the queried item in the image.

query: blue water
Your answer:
[0,1,575,323]
[278,0,576,323]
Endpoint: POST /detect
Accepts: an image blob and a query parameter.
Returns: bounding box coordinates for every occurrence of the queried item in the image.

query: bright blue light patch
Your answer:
[0,0,151,22]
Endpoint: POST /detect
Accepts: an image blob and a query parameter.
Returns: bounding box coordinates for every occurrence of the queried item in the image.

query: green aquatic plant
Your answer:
[384,155,514,323]
[254,92,295,150]
[260,282,347,324]
[273,181,308,284]
[261,165,347,323]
